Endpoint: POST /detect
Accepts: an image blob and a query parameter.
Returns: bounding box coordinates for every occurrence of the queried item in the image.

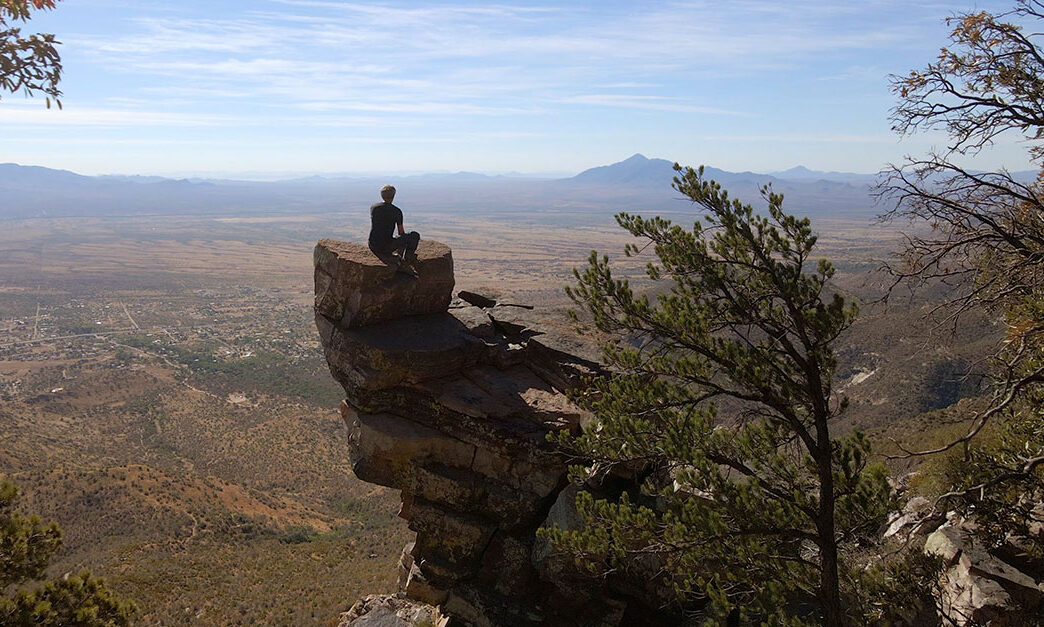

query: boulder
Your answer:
[397,542,416,591]
[343,403,561,526]
[404,562,449,606]
[337,594,446,627]
[448,303,497,339]
[925,518,1044,626]
[924,523,964,564]
[408,497,497,569]
[315,239,454,329]
[343,403,478,488]
[884,496,940,539]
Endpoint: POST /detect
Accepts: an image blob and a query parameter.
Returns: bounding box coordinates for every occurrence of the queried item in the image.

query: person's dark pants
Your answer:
[393,231,420,256]
[369,231,420,261]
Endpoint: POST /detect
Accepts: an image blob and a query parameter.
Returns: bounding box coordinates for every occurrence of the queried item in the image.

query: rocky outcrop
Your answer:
[924,515,1044,625]
[315,239,454,329]
[315,240,629,626]
[883,494,1044,626]
[337,594,447,627]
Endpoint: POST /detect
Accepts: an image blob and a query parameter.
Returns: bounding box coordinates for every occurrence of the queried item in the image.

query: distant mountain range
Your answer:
[558,154,884,217]
[572,154,885,186]
[0,154,988,221]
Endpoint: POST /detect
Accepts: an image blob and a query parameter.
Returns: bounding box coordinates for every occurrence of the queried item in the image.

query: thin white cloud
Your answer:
[69,1,926,100]
[0,104,384,128]
[298,100,536,116]
[818,65,890,82]
[600,82,662,89]
[700,133,894,144]
[72,18,280,54]
[264,1,564,23]
[130,58,389,80]
[560,95,746,116]
[0,136,229,146]
[0,106,235,127]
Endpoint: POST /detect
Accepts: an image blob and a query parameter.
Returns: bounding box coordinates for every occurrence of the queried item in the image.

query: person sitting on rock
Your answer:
[368,184,420,272]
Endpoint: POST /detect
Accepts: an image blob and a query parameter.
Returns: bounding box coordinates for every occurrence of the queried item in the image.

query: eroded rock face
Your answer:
[316,240,624,626]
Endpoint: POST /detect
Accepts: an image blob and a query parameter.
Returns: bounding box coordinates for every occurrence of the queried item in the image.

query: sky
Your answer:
[0,0,1034,177]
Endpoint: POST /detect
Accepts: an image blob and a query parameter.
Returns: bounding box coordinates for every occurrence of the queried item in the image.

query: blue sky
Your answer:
[0,0,1031,176]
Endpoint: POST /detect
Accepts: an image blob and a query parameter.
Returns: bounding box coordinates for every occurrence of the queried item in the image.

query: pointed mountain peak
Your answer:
[569,154,675,186]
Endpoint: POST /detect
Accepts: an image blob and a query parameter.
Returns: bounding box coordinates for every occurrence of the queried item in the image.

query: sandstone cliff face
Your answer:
[314,240,623,627]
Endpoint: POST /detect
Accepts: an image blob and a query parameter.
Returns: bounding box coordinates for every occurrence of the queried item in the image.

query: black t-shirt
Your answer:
[368,202,403,252]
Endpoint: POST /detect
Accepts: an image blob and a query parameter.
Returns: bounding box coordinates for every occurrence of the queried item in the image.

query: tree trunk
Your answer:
[819,524,843,626]
[817,446,844,627]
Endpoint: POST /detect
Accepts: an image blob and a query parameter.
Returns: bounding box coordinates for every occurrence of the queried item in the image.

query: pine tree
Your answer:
[545,166,893,626]
[0,480,135,627]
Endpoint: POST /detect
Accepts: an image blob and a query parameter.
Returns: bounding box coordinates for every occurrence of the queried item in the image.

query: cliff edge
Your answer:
[314,240,624,626]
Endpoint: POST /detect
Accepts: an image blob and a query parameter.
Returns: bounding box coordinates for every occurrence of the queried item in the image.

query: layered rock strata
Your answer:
[315,240,620,626]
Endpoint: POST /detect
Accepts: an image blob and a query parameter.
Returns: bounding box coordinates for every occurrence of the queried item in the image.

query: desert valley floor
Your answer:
[0,208,997,624]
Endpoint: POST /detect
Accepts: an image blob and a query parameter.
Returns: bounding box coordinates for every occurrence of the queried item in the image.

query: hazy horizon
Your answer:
[3,153,893,181]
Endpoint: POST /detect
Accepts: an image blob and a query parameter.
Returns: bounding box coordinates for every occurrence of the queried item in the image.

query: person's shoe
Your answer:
[396,261,419,278]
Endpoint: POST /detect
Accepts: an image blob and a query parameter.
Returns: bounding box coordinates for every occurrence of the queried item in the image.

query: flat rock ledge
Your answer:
[315,238,454,329]
[315,241,644,626]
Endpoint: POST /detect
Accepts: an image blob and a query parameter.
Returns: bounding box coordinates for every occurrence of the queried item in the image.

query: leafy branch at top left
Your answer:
[0,0,62,107]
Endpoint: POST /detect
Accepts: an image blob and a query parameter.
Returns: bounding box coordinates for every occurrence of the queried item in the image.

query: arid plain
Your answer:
[0,204,995,624]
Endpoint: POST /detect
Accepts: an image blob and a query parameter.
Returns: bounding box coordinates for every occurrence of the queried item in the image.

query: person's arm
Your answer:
[397,221,405,236]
